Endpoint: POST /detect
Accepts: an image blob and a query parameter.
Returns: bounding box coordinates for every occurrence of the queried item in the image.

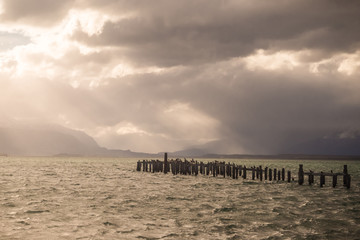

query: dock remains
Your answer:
[136,153,351,189]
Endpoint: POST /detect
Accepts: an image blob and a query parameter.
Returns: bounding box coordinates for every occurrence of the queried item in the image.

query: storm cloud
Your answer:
[0,0,360,154]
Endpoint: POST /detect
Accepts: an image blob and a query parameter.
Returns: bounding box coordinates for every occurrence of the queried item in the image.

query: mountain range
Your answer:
[0,123,359,158]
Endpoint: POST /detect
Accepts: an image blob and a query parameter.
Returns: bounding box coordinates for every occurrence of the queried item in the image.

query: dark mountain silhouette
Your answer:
[0,124,158,157]
[1,123,359,159]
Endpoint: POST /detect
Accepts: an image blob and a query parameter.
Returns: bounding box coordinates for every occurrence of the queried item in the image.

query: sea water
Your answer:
[1,157,359,239]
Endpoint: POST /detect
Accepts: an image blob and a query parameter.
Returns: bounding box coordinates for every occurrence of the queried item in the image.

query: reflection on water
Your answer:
[1,157,359,239]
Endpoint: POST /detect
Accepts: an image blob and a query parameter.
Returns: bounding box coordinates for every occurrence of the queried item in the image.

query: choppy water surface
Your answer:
[1,157,359,240]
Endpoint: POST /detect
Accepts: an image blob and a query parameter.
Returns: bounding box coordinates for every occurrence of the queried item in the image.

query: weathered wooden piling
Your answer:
[320,172,325,187]
[269,168,272,181]
[343,165,348,186]
[332,174,337,188]
[232,164,236,179]
[212,163,215,176]
[298,164,304,185]
[136,160,141,171]
[287,171,291,182]
[281,168,285,181]
[274,168,277,181]
[223,162,226,178]
[346,175,351,189]
[264,167,268,180]
[308,171,313,185]
[164,153,168,174]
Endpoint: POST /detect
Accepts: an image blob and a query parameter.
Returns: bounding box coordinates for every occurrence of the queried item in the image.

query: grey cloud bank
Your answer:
[0,0,359,155]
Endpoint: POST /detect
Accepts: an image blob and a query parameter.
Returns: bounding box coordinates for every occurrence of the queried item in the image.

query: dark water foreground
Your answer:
[1,157,359,239]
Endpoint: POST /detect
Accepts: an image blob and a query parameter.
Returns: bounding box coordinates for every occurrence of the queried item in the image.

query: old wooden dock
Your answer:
[136,153,351,189]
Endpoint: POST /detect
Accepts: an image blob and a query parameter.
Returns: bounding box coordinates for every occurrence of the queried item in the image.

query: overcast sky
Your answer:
[1,0,359,154]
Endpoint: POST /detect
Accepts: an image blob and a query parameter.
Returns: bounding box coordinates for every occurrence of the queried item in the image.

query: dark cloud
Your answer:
[120,62,359,150]
[72,0,360,67]
[48,58,355,153]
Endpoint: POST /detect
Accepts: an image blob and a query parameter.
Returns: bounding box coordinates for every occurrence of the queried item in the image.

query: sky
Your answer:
[0,0,360,154]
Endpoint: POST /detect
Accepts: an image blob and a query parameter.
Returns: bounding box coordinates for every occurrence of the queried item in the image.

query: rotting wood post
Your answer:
[229,164,231,178]
[274,169,277,181]
[191,161,193,175]
[311,172,314,185]
[298,164,304,185]
[252,168,255,180]
[136,161,141,171]
[213,163,216,177]
[223,163,226,178]
[256,167,259,179]
[320,172,325,187]
[343,165,348,186]
[243,165,247,179]
[269,168,272,181]
[278,170,280,181]
[229,163,232,178]
[287,171,291,182]
[188,161,192,175]
[259,166,263,181]
[164,153,168,174]
[309,171,313,185]
[181,160,184,175]
[171,161,175,175]
[281,168,285,181]
[232,164,236,179]
[239,166,242,177]
[346,174,351,189]
[332,174,337,188]
[264,167,268,180]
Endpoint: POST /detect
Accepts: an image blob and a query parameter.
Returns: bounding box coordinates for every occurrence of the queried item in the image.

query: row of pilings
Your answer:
[136,153,351,188]
[136,158,291,181]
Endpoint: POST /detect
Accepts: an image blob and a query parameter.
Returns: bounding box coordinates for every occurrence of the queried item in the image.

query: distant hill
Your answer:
[200,153,360,160]
[1,122,359,159]
[0,124,158,157]
[169,148,209,158]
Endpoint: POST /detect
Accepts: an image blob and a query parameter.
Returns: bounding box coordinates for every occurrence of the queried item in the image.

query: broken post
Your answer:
[298,164,304,185]
[164,152,168,174]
